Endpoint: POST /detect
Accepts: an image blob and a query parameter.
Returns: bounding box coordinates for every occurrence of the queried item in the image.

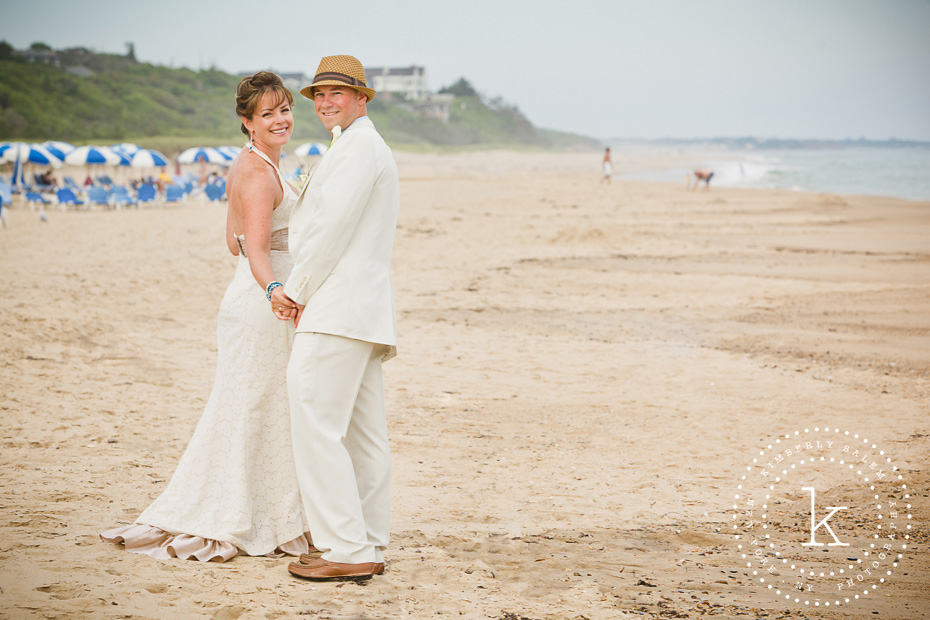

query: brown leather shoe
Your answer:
[298,545,323,564]
[288,559,385,581]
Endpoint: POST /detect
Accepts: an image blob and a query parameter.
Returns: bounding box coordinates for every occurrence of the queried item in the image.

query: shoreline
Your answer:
[5,144,928,203]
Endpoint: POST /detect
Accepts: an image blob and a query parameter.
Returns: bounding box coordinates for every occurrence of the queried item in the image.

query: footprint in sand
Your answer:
[34,583,85,600]
[211,605,248,620]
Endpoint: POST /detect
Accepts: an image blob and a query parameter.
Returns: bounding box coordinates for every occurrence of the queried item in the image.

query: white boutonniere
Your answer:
[330,125,342,147]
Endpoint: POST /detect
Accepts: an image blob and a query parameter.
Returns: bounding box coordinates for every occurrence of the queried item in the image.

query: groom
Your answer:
[282,55,399,581]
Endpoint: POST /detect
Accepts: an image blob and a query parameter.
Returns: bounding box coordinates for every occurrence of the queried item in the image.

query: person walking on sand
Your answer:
[691,168,714,190]
[601,147,613,184]
[277,55,400,582]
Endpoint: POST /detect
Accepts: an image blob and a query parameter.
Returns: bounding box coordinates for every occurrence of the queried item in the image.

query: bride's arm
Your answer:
[225,206,239,256]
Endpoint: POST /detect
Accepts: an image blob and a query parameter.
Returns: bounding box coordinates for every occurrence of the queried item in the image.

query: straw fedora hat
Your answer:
[300,55,376,102]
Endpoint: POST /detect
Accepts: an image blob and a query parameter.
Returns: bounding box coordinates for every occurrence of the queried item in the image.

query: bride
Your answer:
[101,72,311,561]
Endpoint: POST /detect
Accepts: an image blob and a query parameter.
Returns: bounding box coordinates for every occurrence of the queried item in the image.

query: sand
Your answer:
[0,150,928,619]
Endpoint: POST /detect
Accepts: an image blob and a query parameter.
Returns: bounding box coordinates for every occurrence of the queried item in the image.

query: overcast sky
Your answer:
[3,0,929,140]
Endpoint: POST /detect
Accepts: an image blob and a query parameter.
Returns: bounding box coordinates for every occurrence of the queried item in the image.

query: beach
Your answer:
[1,150,928,618]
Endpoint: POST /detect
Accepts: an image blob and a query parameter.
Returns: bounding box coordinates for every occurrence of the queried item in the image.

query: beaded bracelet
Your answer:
[266,281,283,301]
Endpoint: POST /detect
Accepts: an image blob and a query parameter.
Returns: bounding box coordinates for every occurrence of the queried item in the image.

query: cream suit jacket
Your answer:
[284,116,399,358]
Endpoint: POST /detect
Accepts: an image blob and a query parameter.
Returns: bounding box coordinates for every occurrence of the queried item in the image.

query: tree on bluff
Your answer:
[439,77,478,98]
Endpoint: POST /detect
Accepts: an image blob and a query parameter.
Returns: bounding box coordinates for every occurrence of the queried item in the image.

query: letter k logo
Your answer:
[800,487,850,547]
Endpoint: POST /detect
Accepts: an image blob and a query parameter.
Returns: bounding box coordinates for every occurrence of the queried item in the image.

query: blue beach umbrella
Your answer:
[1,143,63,187]
[0,143,26,186]
[111,143,140,166]
[217,145,242,160]
[0,142,63,167]
[178,147,227,164]
[64,145,123,166]
[130,149,169,168]
[43,141,75,160]
[294,142,327,157]
[111,142,141,155]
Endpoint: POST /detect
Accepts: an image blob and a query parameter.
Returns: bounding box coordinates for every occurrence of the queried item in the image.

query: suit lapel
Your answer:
[295,117,372,202]
[297,166,316,202]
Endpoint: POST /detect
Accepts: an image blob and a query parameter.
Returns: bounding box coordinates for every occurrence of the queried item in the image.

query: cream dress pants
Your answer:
[287,332,391,564]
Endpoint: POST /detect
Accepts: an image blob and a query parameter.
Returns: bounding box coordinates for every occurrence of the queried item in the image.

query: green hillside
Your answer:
[0,43,598,151]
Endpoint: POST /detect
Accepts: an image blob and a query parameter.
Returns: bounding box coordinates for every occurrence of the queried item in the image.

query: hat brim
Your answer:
[299,80,376,102]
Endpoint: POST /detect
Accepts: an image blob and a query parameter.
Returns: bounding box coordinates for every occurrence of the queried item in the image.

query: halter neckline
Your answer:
[247,141,294,197]
[248,141,280,169]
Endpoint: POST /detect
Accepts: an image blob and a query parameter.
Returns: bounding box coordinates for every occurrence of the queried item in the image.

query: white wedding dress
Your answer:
[101,146,311,561]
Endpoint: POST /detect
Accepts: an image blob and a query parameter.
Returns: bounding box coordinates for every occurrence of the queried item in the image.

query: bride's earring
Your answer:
[248,129,255,152]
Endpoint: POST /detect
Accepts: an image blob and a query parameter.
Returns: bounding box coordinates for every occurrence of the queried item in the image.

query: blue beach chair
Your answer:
[205,183,224,202]
[56,187,85,208]
[88,187,109,207]
[109,186,135,208]
[25,191,51,206]
[165,185,184,203]
[137,183,157,204]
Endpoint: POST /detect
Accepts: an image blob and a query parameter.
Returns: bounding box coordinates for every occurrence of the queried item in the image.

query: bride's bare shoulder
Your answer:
[228,152,277,198]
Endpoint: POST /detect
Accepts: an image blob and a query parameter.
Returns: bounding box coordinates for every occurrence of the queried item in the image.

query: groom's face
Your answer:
[313,85,367,132]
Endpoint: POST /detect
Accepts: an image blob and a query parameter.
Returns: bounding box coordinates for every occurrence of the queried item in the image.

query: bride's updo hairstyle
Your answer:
[236,71,294,136]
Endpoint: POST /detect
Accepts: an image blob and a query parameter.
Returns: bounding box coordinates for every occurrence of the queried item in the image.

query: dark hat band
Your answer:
[311,71,367,88]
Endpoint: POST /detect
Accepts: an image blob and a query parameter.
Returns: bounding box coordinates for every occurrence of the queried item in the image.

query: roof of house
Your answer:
[365,66,425,77]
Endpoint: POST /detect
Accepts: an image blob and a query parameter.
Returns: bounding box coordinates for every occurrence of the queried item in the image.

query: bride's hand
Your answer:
[271,288,298,321]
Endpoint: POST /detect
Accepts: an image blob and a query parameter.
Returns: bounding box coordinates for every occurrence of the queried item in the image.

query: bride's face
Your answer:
[244,91,293,147]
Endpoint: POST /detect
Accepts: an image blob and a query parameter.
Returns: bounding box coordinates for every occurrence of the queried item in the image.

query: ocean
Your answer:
[615,145,930,202]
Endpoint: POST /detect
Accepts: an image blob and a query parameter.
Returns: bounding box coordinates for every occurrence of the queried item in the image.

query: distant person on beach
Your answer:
[691,169,714,190]
[101,71,313,563]
[38,169,56,187]
[601,147,612,183]
[157,167,172,191]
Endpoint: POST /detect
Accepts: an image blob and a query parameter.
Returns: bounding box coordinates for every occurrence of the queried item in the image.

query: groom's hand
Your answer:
[271,288,298,321]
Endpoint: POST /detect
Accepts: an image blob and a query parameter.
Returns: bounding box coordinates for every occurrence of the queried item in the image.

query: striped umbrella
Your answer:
[64,145,123,166]
[217,145,243,159]
[43,141,76,160]
[0,142,63,167]
[0,142,18,160]
[112,142,141,155]
[130,149,169,168]
[110,143,140,167]
[178,147,228,164]
[294,142,328,157]
[0,142,63,187]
